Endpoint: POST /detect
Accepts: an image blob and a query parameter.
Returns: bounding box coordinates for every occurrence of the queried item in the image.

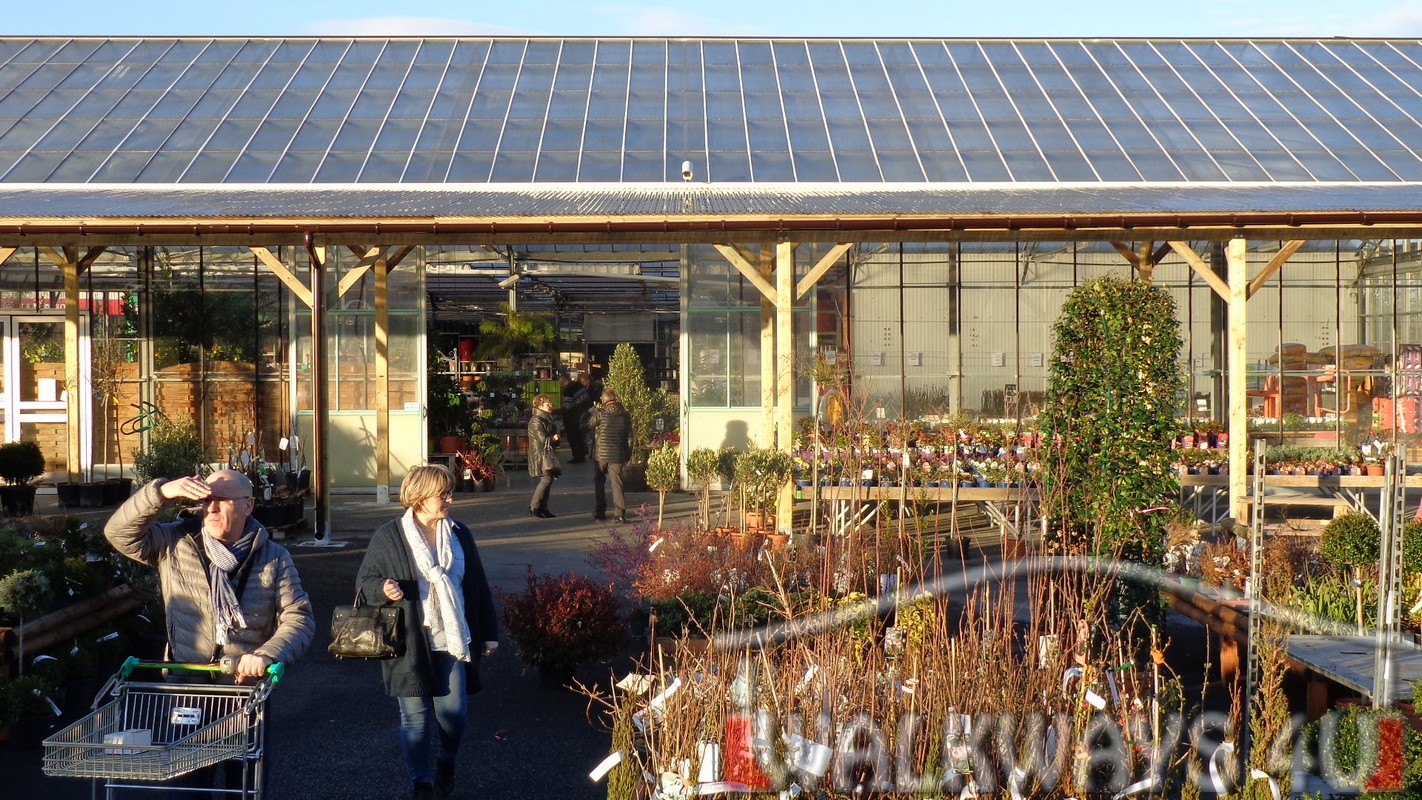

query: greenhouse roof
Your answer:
[2,36,1422,191]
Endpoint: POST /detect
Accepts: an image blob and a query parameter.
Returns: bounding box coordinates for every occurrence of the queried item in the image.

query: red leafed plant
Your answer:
[497,568,626,672]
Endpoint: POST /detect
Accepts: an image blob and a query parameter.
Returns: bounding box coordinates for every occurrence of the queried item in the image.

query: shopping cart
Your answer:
[42,657,284,799]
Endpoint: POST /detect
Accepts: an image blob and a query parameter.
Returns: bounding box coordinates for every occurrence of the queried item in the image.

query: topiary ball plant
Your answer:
[0,440,45,486]
[1321,512,1381,574]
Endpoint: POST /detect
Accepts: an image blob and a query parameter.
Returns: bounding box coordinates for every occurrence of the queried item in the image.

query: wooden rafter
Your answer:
[1109,240,1140,267]
[251,246,314,308]
[37,245,107,274]
[713,243,778,304]
[338,246,383,299]
[795,242,852,300]
[1246,240,1305,299]
[1169,241,1229,300]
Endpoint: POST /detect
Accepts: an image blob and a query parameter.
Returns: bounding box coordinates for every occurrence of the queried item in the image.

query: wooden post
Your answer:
[775,241,795,532]
[1227,238,1249,522]
[308,242,329,541]
[374,249,390,503]
[63,249,82,482]
[759,244,775,449]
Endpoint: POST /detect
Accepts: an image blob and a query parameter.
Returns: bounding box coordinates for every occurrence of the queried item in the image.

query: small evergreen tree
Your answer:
[604,343,669,462]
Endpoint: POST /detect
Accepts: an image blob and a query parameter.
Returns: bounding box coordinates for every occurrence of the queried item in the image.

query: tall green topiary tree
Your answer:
[604,343,668,462]
[1041,277,1183,629]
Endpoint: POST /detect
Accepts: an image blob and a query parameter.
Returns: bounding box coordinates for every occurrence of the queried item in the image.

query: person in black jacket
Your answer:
[526,393,561,518]
[586,387,633,523]
[356,465,498,800]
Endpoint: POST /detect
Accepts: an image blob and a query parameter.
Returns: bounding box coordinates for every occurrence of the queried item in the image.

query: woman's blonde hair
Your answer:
[532,394,551,409]
[400,464,456,509]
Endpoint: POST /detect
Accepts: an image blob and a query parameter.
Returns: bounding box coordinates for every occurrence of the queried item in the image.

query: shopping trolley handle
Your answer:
[121,655,286,684]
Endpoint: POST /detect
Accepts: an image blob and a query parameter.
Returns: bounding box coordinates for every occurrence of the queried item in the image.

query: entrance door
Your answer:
[0,315,91,478]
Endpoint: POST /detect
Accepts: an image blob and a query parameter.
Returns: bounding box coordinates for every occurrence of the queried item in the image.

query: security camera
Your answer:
[681,160,694,181]
[497,274,520,290]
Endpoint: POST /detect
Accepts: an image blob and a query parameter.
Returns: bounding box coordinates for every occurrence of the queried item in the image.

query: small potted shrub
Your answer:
[0,440,44,516]
[686,447,722,530]
[498,569,626,688]
[732,446,794,532]
[0,569,54,675]
[1321,512,1382,634]
[645,443,680,528]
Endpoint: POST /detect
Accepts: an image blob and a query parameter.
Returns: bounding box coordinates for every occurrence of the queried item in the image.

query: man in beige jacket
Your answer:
[104,468,314,680]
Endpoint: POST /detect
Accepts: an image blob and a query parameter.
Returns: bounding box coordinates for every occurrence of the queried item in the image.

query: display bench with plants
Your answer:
[0,517,160,748]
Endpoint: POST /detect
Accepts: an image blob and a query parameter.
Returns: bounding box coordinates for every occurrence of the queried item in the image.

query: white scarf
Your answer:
[399,508,471,662]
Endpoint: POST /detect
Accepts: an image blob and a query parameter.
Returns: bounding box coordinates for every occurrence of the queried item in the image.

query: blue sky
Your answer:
[7,0,1422,38]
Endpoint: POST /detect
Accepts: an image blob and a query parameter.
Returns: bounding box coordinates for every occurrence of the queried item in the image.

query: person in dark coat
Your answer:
[356,465,498,800]
[561,373,591,463]
[526,393,561,518]
[586,387,633,523]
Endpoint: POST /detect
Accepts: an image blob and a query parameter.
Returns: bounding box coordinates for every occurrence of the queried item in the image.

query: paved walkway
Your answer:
[6,465,690,799]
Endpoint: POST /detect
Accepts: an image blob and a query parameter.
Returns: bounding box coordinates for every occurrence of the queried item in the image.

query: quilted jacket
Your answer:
[587,401,632,464]
[103,479,315,667]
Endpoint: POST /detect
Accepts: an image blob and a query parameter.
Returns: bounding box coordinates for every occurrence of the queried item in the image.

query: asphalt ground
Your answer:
[4,465,686,800]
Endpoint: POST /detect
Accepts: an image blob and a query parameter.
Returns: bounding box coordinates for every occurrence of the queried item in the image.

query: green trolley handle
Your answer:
[120,655,285,684]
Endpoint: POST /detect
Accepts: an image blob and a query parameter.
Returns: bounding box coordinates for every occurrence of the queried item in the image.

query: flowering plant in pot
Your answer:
[498,569,626,686]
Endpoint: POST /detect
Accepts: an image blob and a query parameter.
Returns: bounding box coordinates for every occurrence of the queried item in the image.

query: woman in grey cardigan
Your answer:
[356,465,498,800]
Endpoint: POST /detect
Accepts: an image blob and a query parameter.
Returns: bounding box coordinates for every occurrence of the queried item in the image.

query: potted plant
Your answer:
[497,569,626,688]
[686,447,722,530]
[645,443,680,528]
[0,440,44,516]
[0,569,53,675]
[732,446,794,531]
[0,673,59,748]
[132,417,207,483]
[1321,512,1381,634]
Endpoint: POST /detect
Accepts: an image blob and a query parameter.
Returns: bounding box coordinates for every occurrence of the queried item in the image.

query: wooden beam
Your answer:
[0,246,14,265]
[386,244,415,270]
[1109,241,1140,268]
[1227,238,1249,520]
[713,243,778,304]
[337,246,384,299]
[1169,241,1230,300]
[250,247,314,308]
[760,246,775,450]
[775,240,796,533]
[63,256,81,481]
[795,242,852,300]
[374,250,391,502]
[1151,242,1171,267]
[1246,240,1305,299]
[1137,241,1155,283]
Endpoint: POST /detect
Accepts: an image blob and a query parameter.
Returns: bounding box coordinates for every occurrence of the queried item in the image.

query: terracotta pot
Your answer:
[765,533,789,550]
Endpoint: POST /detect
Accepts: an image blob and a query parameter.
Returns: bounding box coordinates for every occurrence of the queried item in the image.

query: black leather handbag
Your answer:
[541,443,562,478]
[328,591,404,660]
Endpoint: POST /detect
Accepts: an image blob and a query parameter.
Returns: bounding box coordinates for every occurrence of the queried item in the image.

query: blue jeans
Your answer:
[396,652,467,783]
